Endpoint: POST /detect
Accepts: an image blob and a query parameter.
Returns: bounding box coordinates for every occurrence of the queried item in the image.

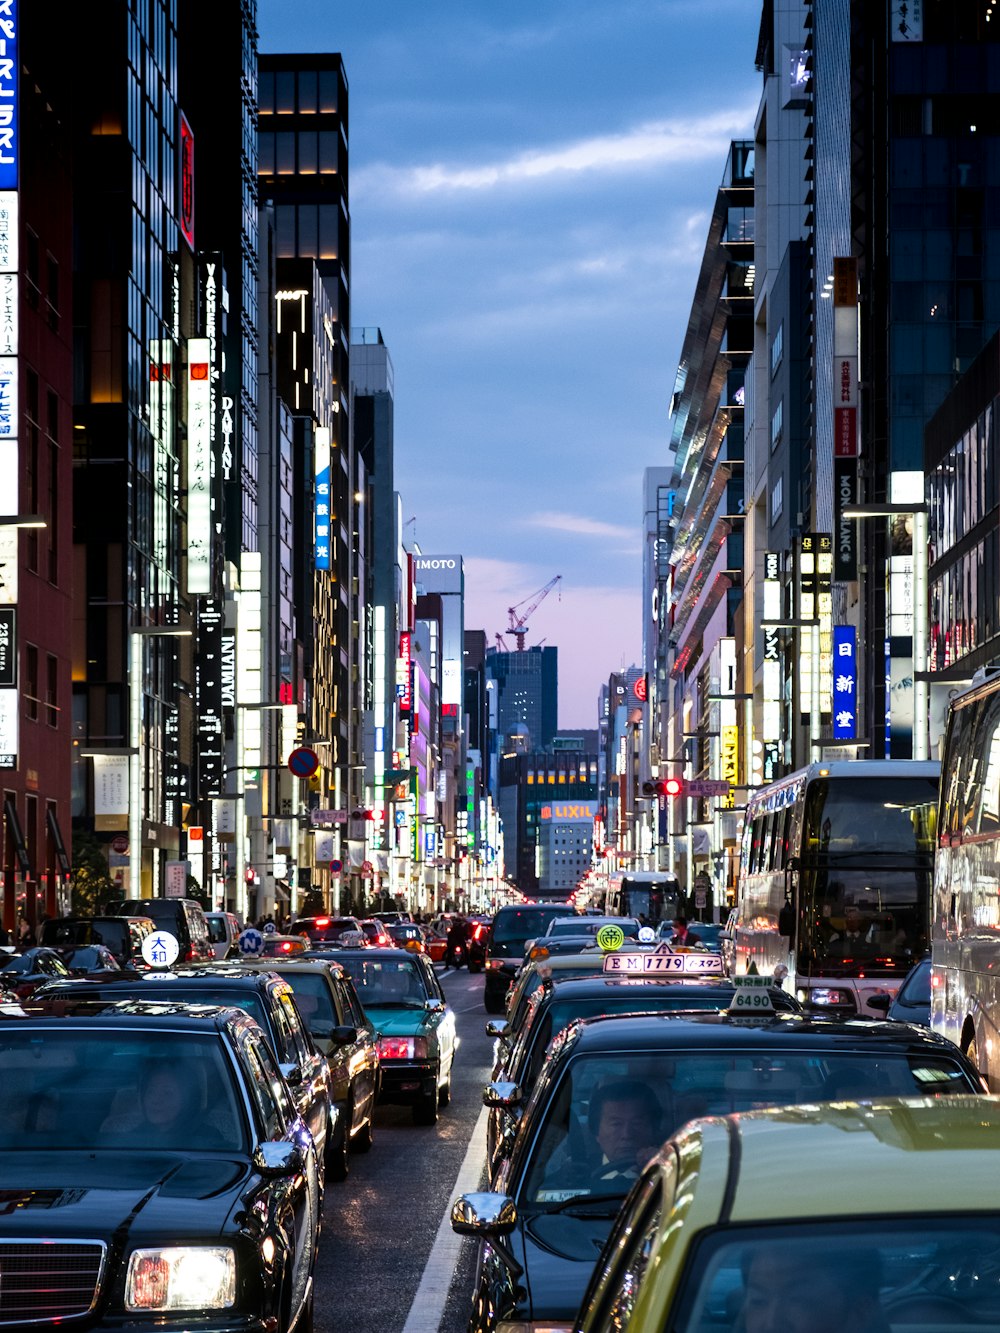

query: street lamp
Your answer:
[842,502,929,761]
[129,627,192,898]
[234,703,287,920]
[761,619,823,761]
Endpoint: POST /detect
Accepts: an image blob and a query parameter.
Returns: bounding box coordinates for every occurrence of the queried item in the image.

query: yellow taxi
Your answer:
[575,1096,1000,1333]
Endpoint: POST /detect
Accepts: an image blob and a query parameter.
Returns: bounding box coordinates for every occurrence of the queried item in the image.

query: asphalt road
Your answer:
[313,964,493,1333]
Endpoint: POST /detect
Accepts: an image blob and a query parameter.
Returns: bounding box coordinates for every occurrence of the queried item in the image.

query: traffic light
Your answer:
[640,777,685,798]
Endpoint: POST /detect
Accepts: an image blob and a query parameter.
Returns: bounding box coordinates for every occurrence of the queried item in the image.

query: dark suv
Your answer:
[483,903,577,1013]
[108,897,214,963]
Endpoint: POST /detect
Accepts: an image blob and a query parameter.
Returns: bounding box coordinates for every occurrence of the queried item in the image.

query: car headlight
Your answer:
[810,987,854,1007]
[125,1246,236,1311]
[378,1035,429,1059]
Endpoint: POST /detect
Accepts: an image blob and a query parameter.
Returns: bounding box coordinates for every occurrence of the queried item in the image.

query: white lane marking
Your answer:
[400,1103,488,1333]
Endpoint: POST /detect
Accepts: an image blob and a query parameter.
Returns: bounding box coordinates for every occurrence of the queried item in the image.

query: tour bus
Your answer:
[732,759,939,1015]
[605,870,681,926]
[932,669,1000,1089]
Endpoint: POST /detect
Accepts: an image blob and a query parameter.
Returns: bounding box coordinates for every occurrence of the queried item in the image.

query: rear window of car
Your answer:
[898,960,932,1006]
[206,916,229,944]
[492,908,575,943]
[292,918,357,942]
[283,973,338,1037]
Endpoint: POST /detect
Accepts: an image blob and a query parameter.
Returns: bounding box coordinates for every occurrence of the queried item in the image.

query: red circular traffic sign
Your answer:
[288,746,320,779]
[360,860,374,877]
[110,834,129,854]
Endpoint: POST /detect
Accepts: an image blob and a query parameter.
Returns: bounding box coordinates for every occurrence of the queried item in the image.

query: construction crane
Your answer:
[494,632,511,652]
[506,575,562,651]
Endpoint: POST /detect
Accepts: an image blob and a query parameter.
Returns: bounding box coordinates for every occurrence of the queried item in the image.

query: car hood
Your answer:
[0,1151,251,1240]
[518,1207,619,1321]
[370,1006,431,1037]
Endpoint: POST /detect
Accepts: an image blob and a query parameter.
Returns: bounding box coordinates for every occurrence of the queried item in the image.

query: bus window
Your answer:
[975,700,1000,836]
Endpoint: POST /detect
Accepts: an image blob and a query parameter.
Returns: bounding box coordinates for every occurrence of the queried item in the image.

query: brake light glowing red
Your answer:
[931,973,942,987]
[315,917,331,927]
[473,925,485,940]
[280,942,294,952]
[378,1036,415,1060]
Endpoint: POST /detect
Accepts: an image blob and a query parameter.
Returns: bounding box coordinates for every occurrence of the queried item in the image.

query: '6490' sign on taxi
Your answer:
[603,948,723,976]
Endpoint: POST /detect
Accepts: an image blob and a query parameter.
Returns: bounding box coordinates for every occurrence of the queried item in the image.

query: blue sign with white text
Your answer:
[832,625,857,740]
[0,2,17,192]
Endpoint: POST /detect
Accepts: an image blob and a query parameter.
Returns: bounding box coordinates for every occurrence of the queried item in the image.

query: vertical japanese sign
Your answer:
[397,631,412,711]
[93,754,129,832]
[0,3,18,760]
[187,337,212,593]
[833,257,859,580]
[832,626,858,740]
[314,426,330,571]
[179,111,195,250]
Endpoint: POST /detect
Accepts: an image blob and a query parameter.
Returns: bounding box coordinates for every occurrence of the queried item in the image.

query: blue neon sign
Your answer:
[832,625,857,740]
[0,2,17,192]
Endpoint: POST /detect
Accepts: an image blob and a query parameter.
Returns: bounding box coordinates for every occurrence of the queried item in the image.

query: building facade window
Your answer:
[770,321,784,377]
[770,399,784,452]
[770,476,784,525]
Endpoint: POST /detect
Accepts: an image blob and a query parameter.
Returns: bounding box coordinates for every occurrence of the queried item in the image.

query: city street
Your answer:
[313,966,492,1333]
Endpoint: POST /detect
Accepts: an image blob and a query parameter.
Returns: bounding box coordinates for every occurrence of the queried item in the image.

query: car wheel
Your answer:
[413,1085,439,1126]
[325,1122,349,1182]
[438,1074,451,1108]
[352,1102,375,1153]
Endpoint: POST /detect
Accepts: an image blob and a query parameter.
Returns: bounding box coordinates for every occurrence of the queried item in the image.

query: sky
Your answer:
[257,0,762,726]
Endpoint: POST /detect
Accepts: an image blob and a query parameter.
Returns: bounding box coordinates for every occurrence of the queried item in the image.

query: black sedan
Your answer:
[0,999,320,1331]
[884,955,932,1026]
[485,972,800,1172]
[453,1009,984,1332]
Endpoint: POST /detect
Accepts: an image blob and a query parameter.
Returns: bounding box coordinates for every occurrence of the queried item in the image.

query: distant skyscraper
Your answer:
[486,644,558,758]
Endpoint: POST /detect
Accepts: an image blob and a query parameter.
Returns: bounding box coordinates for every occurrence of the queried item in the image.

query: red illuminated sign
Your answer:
[633,675,647,702]
[179,112,195,250]
[398,632,412,711]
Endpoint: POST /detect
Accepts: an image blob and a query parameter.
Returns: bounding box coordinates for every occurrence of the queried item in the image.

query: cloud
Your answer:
[525,511,635,541]
[354,105,755,200]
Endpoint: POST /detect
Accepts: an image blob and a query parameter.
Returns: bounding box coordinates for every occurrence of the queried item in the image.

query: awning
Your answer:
[47,806,71,876]
[3,798,30,875]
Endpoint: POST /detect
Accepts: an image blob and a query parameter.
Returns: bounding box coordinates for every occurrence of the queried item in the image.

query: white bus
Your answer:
[732,760,939,1014]
[932,670,1000,1089]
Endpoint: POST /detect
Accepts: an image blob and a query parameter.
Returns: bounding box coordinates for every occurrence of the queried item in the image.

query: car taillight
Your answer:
[473,925,485,940]
[315,917,331,927]
[280,941,294,952]
[377,1036,428,1060]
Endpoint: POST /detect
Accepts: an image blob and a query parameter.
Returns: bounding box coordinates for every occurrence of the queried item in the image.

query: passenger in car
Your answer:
[741,1246,889,1333]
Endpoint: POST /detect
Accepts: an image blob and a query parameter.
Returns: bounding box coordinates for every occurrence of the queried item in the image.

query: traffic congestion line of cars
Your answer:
[0,896,461,1331]
[453,904,994,1332]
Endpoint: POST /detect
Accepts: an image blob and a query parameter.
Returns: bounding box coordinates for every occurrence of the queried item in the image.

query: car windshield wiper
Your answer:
[532,1191,626,1216]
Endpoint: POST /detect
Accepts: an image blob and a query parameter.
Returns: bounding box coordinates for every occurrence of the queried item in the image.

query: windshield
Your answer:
[493,908,574,944]
[804,778,938,857]
[135,986,267,1029]
[66,947,119,971]
[675,1220,1000,1332]
[0,1030,248,1151]
[520,1049,974,1209]
[338,957,428,1008]
[795,778,937,975]
[284,972,337,1037]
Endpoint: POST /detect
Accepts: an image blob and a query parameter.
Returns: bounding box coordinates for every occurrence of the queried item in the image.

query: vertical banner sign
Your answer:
[187,338,212,593]
[196,598,225,797]
[179,111,195,250]
[0,606,13,684]
[832,626,858,740]
[314,426,331,570]
[93,754,129,832]
[762,551,781,744]
[834,458,858,579]
[397,631,412,711]
[0,4,18,758]
[833,256,859,581]
[0,685,15,766]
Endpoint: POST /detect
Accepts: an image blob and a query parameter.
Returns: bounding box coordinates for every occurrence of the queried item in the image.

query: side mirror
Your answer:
[451,1191,517,1237]
[330,1024,359,1043]
[485,1018,509,1040]
[253,1141,305,1177]
[278,1061,303,1086]
[866,993,892,1013]
[483,1080,521,1110]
